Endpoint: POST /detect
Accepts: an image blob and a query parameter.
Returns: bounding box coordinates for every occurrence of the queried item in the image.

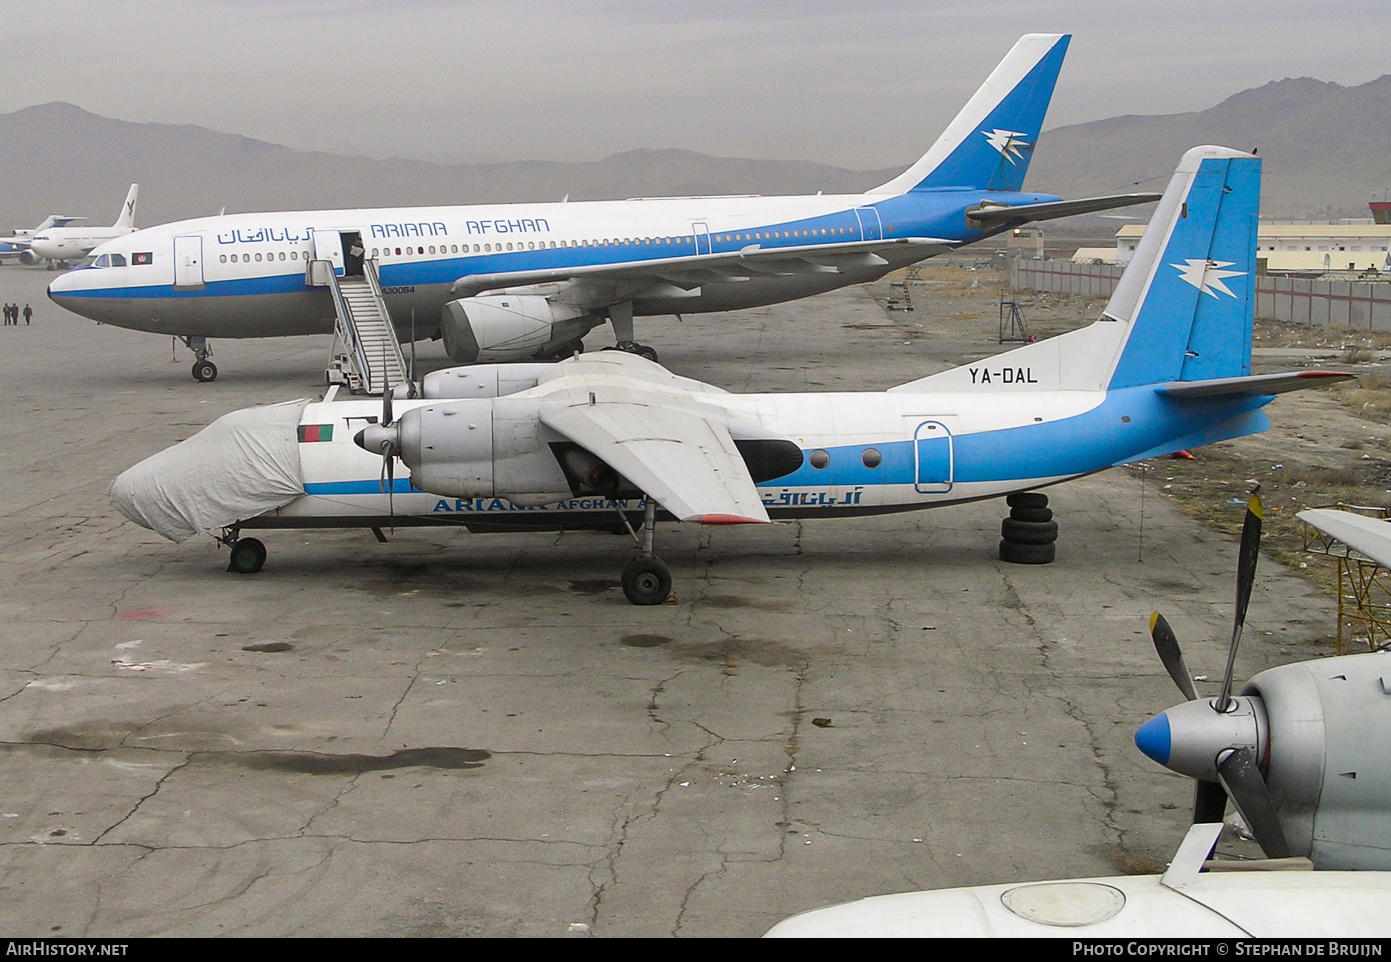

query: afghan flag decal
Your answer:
[298,424,334,443]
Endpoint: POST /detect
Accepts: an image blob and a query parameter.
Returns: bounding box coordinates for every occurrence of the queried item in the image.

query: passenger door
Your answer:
[172,235,204,290]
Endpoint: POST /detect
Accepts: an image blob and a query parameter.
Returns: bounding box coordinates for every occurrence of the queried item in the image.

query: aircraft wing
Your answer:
[1297,509,1391,569]
[965,192,1161,229]
[450,237,954,297]
[539,385,770,525]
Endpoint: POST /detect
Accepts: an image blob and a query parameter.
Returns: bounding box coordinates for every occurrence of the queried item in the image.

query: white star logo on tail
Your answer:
[982,129,1029,164]
[1171,259,1245,298]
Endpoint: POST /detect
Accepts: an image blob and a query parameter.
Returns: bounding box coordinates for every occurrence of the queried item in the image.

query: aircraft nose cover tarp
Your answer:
[109,399,311,542]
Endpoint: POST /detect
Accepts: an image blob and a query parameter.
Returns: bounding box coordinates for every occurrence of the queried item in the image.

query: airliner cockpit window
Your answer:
[109,253,126,267]
[79,255,100,268]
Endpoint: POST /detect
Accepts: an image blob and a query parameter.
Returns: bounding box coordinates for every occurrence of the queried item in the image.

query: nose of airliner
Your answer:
[48,269,86,316]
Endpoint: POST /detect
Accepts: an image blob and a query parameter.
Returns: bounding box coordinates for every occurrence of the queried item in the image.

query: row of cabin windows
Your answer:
[214,225,866,265]
[221,251,302,263]
[367,226,859,258]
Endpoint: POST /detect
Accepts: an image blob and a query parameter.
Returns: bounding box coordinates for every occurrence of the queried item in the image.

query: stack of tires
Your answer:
[999,492,1056,565]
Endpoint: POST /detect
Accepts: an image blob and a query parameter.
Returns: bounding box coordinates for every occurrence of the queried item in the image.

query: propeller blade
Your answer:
[1217,495,1263,711]
[1216,746,1292,859]
[1150,612,1198,701]
[1193,779,1228,824]
[382,365,394,428]
[386,447,395,524]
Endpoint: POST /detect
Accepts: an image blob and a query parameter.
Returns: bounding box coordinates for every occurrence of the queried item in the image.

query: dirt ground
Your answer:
[871,265,1391,646]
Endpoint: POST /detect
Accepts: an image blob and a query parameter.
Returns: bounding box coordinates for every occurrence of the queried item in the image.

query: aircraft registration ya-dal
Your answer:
[109,145,1350,604]
[52,34,1157,377]
[24,185,139,267]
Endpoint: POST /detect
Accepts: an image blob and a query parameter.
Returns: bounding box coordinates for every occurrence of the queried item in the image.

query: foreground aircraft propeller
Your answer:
[1135,495,1293,859]
[355,368,402,522]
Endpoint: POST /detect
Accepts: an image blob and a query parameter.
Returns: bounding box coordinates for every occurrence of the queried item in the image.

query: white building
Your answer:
[1109,222,1391,273]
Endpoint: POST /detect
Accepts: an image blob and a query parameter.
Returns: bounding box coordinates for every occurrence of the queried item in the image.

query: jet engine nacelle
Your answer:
[440,295,594,363]
[396,397,572,505]
[17,249,38,265]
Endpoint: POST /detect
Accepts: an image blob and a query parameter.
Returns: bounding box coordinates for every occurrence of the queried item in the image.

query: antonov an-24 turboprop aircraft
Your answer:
[53,34,1157,381]
[110,145,1349,604]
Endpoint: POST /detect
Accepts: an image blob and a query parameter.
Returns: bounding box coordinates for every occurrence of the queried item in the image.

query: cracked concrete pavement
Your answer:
[0,265,1338,936]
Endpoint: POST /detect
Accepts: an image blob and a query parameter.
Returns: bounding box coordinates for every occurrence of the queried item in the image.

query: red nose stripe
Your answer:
[699,514,768,526]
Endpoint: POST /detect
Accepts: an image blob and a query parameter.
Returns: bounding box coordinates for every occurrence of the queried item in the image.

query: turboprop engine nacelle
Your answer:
[420,363,558,400]
[1136,652,1391,870]
[440,295,593,363]
[393,397,572,506]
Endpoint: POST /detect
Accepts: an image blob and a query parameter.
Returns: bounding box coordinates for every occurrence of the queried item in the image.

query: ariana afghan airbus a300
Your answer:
[109,145,1349,604]
[51,34,1156,381]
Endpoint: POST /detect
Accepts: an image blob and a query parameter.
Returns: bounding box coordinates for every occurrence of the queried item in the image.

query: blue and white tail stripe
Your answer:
[1105,147,1260,389]
[889,146,1260,398]
[870,34,1069,195]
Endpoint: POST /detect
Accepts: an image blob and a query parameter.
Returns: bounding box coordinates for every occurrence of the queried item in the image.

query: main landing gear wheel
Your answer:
[622,556,671,606]
[192,359,218,382]
[227,537,266,574]
[607,342,659,363]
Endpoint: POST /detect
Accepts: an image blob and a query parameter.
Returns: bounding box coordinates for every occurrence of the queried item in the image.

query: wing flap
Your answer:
[540,388,769,524]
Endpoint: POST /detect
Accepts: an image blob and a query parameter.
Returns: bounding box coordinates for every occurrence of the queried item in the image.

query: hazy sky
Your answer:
[8,1,1387,168]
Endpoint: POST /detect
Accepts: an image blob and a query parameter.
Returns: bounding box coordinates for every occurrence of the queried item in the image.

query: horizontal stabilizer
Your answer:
[966,193,1161,228]
[1156,370,1352,398]
[1298,509,1391,568]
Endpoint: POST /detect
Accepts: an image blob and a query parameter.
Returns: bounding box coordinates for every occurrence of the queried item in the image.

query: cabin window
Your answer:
[255,253,262,261]
[395,247,402,255]
[861,448,882,469]
[809,449,830,470]
[279,252,286,261]
[292,250,299,260]
[220,255,227,263]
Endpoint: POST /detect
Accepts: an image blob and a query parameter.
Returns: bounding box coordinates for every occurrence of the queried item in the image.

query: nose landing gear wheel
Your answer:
[227,537,267,574]
[622,556,671,606]
[193,359,218,382]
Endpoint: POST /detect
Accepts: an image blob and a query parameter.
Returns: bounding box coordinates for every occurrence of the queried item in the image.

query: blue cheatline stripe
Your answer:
[304,479,415,495]
[300,388,1272,501]
[759,387,1271,490]
[58,189,1061,301]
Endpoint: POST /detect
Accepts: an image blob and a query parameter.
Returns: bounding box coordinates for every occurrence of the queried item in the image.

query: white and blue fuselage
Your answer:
[269,375,1267,532]
[47,188,1051,339]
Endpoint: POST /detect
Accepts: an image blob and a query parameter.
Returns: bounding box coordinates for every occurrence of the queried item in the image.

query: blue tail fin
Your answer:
[869,34,1068,195]
[1104,147,1261,390]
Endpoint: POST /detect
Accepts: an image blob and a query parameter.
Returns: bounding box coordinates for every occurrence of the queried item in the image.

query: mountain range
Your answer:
[2,74,1388,230]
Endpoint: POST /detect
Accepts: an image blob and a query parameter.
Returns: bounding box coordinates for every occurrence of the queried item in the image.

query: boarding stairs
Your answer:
[322,259,408,395]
